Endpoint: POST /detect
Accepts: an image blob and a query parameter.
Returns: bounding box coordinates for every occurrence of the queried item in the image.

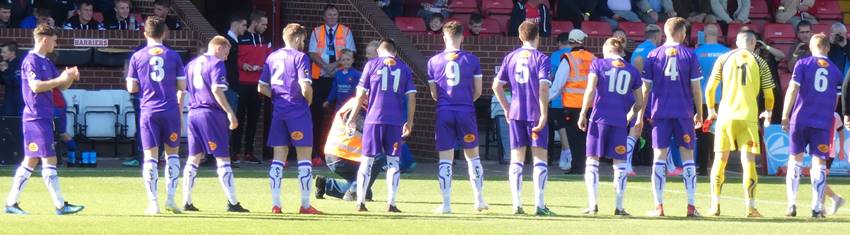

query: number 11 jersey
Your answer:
[358,56,416,126]
[642,43,702,119]
[495,46,551,122]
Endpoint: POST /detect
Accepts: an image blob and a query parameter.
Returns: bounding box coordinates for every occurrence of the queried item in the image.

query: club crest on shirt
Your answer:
[519,50,532,58]
[27,70,37,80]
[27,142,38,152]
[611,59,625,68]
[208,141,218,151]
[444,52,458,61]
[817,59,830,68]
[818,144,830,153]
[665,47,678,56]
[148,47,164,56]
[383,58,396,66]
[615,145,626,154]
[169,132,179,142]
[291,131,304,141]
[464,134,476,143]
[393,142,399,151]
[683,134,691,144]
[531,132,539,140]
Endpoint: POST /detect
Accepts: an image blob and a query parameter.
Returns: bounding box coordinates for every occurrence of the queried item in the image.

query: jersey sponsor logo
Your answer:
[148,47,164,56]
[383,58,396,66]
[817,59,829,68]
[665,47,678,56]
[819,144,830,153]
[444,52,458,60]
[208,141,218,151]
[611,59,625,68]
[169,132,179,142]
[27,142,38,152]
[683,134,692,144]
[519,50,531,58]
[464,133,476,143]
[291,131,304,141]
[615,145,626,154]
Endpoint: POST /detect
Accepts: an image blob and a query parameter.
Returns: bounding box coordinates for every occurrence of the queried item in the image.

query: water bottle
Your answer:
[66,152,77,167]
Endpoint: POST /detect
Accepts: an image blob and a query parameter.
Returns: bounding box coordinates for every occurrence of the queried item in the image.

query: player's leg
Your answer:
[463,147,487,211]
[583,121,603,214]
[625,121,641,176]
[160,111,183,213]
[182,153,202,211]
[208,112,246,212]
[708,119,734,216]
[648,119,672,216]
[138,112,162,214]
[608,124,630,216]
[433,110,456,213]
[4,156,38,214]
[825,157,846,215]
[266,116,289,213]
[785,125,807,216]
[295,146,320,213]
[384,125,404,212]
[811,156,828,218]
[356,124,379,211]
[41,156,83,215]
[740,121,761,217]
[435,149,454,214]
[506,120,527,214]
[676,118,699,215]
[530,122,551,216]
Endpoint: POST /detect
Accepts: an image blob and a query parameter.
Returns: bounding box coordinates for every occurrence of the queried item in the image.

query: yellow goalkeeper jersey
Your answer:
[710,49,776,121]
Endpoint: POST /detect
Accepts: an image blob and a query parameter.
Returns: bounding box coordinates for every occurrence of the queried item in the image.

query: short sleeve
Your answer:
[588,59,601,78]
[126,55,138,81]
[538,54,552,85]
[642,55,654,83]
[258,57,271,85]
[297,54,312,82]
[426,58,436,83]
[495,56,509,84]
[630,67,642,90]
[308,30,319,53]
[690,51,703,81]
[357,61,373,91]
[472,56,483,79]
[20,59,35,82]
[173,52,186,80]
[212,61,229,90]
[345,31,357,52]
[404,67,417,95]
[790,60,804,86]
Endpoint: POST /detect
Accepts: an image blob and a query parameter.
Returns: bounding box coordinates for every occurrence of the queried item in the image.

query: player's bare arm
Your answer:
[473,75,482,101]
[299,80,313,105]
[428,82,438,101]
[29,67,77,93]
[577,72,598,132]
[632,85,646,133]
[635,80,651,123]
[403,92,416,137]
[212,85,239,130]
[492,79,510,118]
[347,88,367,132]
[258,83,271,97]
[781,83,800,132]
[532,83,549,132]
[690,80,704,129]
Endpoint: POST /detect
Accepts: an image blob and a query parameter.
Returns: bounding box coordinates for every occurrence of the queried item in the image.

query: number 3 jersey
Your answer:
[259,48,312,120]
[127,44,186,113]
[427,49,482,112]
[589,57,642,127]
[495,46,551,122]
[358,56,416,126]
[709,48,775,121]
[790,56,842,130]
[642,43,701,119]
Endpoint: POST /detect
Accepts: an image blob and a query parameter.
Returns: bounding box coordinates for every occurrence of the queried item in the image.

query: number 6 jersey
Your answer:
[358,56,416,126]
[589,57,642,127]
[495,46,551,122]
[427,49,482,112]
[790,56,841,130]
[127,43,186,112]
[642,43,701,119]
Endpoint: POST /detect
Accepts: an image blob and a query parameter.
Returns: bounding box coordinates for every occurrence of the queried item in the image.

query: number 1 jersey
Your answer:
[127,44,186,113]
[495,46,551,122]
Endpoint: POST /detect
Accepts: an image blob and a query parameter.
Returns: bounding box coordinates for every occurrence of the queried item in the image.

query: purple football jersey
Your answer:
[20,51,59,121]
[790,56,842,130]
[589,57,642,127]
[259,48,312,119]
[642,43,702,119]
[427,50,482,112]
[127,44,186,112]
[495,46,551,121]
[358,56,417,126]
[186,54,228,112]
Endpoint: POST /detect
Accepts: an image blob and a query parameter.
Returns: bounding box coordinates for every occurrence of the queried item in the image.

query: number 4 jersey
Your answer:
[495,46,551,122]
[589,57,642,127]
[427,49,482,112]
[790,56,842,130]
[358,56,416,126]
[127,44,186,112]
[642,43,701,119]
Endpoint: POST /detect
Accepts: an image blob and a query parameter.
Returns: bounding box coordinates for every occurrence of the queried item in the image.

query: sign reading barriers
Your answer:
[764,125,850,176]
[73,38,109,47]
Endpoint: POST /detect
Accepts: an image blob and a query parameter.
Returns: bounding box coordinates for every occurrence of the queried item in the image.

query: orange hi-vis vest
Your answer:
[324,102,364,161]
[561,49,595,108]
[311,24,350,79]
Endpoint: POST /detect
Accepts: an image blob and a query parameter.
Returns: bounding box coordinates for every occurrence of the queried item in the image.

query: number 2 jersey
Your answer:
[127,43,186,113]
[589,57,642,127]
[358,56,416,126]
[790,56,842,130]
[495,46,551,122]
[427,49,482,112]
[259,48,312,120]
[709,49,775,121]
[642,43,702,119]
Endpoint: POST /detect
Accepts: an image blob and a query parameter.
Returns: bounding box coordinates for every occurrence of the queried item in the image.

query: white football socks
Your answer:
[5,166,33,206]
[386,156,401,206]
[165,155,181,205]
[297,160,313,209]
[532,159,548,209]
[786,160,802,207]
[143,159,159,205]
[508,161,523,209]
[182,163,198,205]
[652,160,667,206]
[466,157,485,206]
[584,158,599,208]
[613,163,629,210]
[217,162,238,205]
[269,160,284,207]
[41,164,64,209]
[437,160,453,208]
[356,157,376,204]
[683,160,697,206]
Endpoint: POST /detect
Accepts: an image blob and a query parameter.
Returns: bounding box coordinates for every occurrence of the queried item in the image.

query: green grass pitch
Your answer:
[1,166,849,234]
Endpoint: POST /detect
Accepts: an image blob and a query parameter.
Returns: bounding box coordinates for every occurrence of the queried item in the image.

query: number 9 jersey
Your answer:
[495,46,551,122]
[427,50,482,112]
[127,44,186,112]
[642,43,701,119]
[358,56,416,126]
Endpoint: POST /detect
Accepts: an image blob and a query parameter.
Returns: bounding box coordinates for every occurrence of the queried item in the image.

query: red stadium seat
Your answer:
[449,0,479,14]
[581,21,612,37]
[488,14,511,32]
[726,23,758,43]
[479,18,504,35]
[395,17,426,33]
[482,0,513,16]
[449,14,472,27]
[813,24,832,34]
[813,0,843,21]
[551,21,574,36]
[618,21,646,38]
[750,0,770,19]
[764,23,796,44]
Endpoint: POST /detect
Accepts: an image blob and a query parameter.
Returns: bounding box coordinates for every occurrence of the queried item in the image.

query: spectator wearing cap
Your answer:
[631,24,662,71]
[63,0,104,30]
[508,0,551,37]
[710,0,750,25]
[672,0,715,23]
[775,0,816,29]
[550,29,596,174]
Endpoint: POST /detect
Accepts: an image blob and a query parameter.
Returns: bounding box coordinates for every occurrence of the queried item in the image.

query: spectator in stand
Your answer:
[694,24,727,175]
[92,0,115,22]
[223,14,247,162]
[308,4,356,160]
[636,0,675,24]
[232,10,269,164]
[0,42,23,116]
[417,0,450,24]
[4,0,32,25]
[323,49,360,111]
[466,13,483,36]
[775,0,816,29]
[365,39,380,59]
[556,0,597,29]
[0,2,12,28]
[46,0,76,27]
[828,23,850,76]
[378,0,403,20]
[631,24,661,71]
[751,29,784,124]
[788,20,813,71]
[508,0,551,37]
[152,0,181,30]
[63,0,102,30]
[672,0,715,23]
[19,7,53,29]
[595,0,643,30]
[104,0,140,30]
[612,28,632,61]
[710,0,750,25]
[427,13,444,35]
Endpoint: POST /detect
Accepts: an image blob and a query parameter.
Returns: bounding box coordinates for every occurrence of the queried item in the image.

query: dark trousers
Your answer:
[133,96,142,162]
[311,77,333,159]
[563,107,587,173]
[323,156,385,199]
[697,105,715,173]
[231,84,261,155]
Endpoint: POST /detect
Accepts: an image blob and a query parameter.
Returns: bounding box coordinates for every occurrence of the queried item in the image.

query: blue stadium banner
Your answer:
[764,125,850,176]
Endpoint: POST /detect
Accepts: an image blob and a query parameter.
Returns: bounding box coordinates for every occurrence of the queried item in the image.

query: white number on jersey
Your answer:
[604,68,632,95]
[378,67,401,92]
[270,61,286,85]
[664,57,679,81]
[814,68,829,92]
[445,61,461,87]
[191,58,206,89]
[149,56,165,82]
[514,58,530,84]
